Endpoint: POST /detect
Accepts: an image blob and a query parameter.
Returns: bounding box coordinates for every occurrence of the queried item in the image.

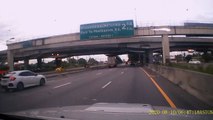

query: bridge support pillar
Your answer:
[148,50,153,64]
[162,35,170,64]
[37,57,42,69]
[107,56,117,68]
[139,53,142,64]
[24,59,29,70]
[142,53,147,65]
[7,50,14,71]
[55,58,62,67]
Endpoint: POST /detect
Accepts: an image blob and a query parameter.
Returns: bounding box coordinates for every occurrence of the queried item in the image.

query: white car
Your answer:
[188,59,201,64]
[0,70,46,91]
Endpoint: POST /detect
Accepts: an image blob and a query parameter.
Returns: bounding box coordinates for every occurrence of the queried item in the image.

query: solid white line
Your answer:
[53,82,71,89]
[102,81,112,89]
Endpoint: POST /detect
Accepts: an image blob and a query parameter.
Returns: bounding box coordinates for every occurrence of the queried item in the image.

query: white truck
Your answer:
[107,56,117,68]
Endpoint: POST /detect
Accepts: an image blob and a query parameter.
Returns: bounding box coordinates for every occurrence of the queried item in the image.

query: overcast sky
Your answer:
[0,0,213,60]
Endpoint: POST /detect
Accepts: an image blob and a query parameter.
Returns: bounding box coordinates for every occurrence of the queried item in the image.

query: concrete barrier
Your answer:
[39,65,108,78]
[148,64,213,106]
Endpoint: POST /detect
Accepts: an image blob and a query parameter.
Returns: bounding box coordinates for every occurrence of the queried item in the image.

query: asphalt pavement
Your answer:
[0,66,212,113]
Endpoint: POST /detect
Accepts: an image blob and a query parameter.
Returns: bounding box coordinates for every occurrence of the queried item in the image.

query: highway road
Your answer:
[0,66,212,113]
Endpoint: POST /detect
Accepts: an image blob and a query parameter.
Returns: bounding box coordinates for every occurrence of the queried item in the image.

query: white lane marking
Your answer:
[102,81,112,89]
[121,71,124,74]
[53,82,71,89]
[96,72,103,75]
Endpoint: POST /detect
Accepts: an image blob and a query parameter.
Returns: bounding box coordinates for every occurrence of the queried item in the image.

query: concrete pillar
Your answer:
[7,50,14,71]
[107,56,116,67]
[143,53,146,65]
[37,58,42,69]
[162,35,170,64]
[139,53,142,64]
[55,58,62,67]
[148,50,153,64]
[24,59,29,70]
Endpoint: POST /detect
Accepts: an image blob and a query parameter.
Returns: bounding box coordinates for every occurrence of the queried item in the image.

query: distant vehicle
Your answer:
[129,61,141,66]
[0,70,46,91]
[188,59,201,64]
[107,56,117,68]
[130,62,136,66]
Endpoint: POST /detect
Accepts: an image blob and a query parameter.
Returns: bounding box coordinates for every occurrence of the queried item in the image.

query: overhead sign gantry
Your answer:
[80,20,134,40]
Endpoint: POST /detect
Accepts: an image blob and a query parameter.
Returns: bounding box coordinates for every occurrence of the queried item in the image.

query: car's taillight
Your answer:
[9,76,16,81]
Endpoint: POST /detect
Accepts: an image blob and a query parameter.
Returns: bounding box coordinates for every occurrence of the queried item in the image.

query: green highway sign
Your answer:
[80,20,134,40]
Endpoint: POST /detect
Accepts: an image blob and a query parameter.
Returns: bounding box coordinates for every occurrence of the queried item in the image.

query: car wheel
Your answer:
[40,78,45,86]
[17,82,24,91]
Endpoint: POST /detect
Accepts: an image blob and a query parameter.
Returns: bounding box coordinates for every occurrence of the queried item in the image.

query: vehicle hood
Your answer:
[6,103,209,120]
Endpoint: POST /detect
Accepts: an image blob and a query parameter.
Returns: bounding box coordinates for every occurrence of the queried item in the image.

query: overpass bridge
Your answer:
[1,25,213,71]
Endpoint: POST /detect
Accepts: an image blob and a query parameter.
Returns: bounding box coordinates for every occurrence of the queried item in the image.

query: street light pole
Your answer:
[6,37,15,44]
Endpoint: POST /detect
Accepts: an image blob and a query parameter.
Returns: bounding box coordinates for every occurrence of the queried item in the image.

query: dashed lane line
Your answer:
[102,81,112,89]
[53,82,71,89]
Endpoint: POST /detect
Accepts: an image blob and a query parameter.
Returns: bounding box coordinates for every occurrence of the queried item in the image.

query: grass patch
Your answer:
[167,63,213,75]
